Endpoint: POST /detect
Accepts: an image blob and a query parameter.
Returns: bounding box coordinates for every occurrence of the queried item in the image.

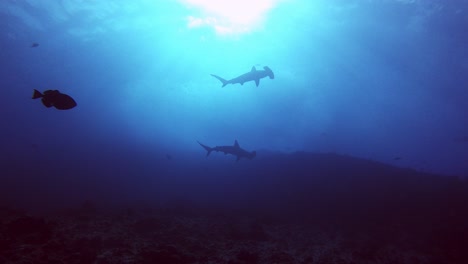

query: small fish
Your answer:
[31,43,39,48]
[393,157,402,161]
[32,89,77,110]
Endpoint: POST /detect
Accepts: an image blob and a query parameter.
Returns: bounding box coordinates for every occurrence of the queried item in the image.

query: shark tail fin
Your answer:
[32,89,43,99]
[197,141,213,157]
[210,74,229,87]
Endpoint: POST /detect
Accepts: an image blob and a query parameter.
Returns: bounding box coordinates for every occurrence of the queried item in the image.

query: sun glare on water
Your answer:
[181,0,279,35]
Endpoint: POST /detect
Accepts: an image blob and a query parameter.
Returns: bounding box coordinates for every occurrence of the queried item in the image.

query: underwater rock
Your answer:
[139,245,194,264]
[267,251,295,264]
[6,216,53,244]
[233,249,259,264]
[228,219,268,241]
[132,217,165,235]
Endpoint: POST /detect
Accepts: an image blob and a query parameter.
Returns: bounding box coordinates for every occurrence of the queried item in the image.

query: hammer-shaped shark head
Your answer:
[263,66,274,79]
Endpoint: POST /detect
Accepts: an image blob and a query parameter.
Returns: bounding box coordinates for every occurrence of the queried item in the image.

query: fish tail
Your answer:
[197,141,213,157]
[32,89,43,99]
[210,74,228,87]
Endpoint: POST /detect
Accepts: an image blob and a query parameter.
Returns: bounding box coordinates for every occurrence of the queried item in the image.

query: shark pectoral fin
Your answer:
[255,79,260,87]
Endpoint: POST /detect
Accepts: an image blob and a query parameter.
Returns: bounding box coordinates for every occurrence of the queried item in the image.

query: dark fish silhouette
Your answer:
[31,43,39,48]
[211,66,274,87]
[32,89,77,110]
[198,140,256,161]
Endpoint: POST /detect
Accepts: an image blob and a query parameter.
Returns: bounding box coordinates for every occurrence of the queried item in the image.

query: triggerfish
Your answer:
[32,89,77,110]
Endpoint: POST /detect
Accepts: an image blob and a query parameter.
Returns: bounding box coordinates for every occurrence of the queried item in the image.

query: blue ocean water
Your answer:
[1,1,468,262]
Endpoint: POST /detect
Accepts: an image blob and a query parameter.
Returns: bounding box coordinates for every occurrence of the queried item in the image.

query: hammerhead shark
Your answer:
[211,66,274,87]
[197,140,256,161]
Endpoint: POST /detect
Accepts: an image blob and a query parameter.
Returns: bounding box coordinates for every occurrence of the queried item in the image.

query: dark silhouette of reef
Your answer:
[1,151,467,263]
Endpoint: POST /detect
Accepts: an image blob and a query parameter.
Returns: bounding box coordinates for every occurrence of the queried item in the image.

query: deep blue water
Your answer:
[2,1,468,263]
[1,0,467,208]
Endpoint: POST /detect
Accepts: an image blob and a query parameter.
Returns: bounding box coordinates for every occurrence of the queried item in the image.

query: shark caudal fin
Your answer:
[263,66,275,79]
[32,89,43,99]
[197,141,213,157]
[210,74,229,87]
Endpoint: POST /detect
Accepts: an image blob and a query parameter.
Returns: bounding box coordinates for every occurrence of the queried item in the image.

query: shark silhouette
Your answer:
[197,140,256,161]
[211,66,274,87]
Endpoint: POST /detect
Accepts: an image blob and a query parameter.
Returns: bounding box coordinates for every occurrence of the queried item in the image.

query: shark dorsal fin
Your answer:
[234,140,240,148]
[251,66,256,72]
